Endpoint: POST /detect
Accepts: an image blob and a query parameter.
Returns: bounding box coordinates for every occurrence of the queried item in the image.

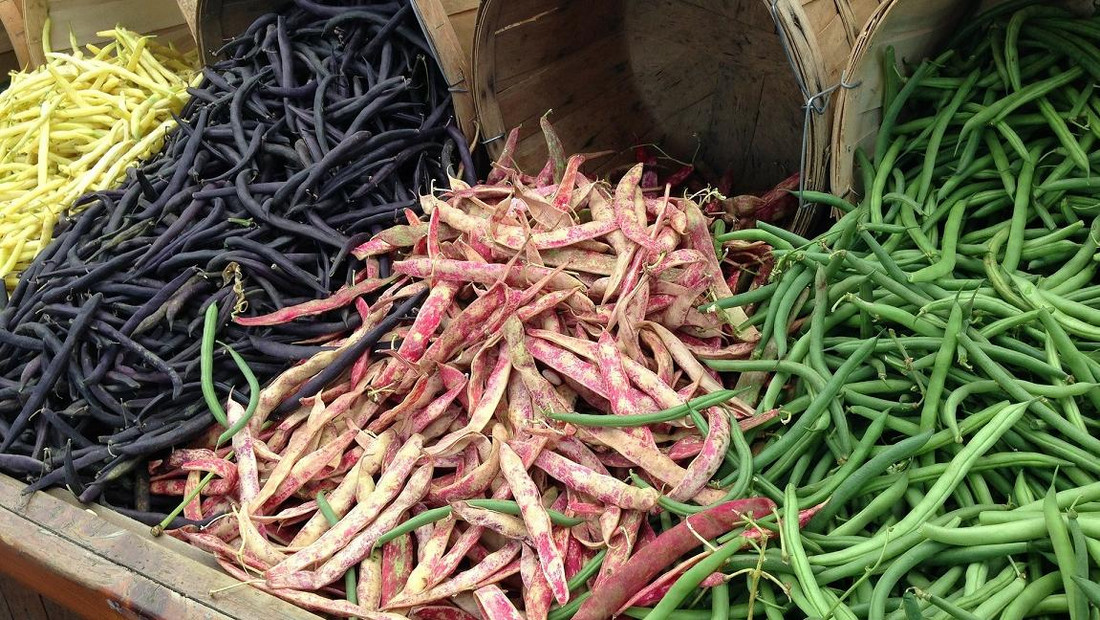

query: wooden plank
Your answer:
[0,474,320,620]
[0,573,79,620]
[177,0,199,38]
[412,0,477,139]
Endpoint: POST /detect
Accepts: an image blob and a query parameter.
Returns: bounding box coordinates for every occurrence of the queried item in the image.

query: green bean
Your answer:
[830,472,910,537]
[1041,97,1090,172]
[622,609,710,620]
[1071,575,1100,607]
[757,580,789,620]
[926,541,1046,568]
[900,200,941,258]
[761,417,825,483]
[845,394,920,417]
[1045,485,1088,620]
[941,381,1000,443]
[928,513,1100,545]
[1021,22,1100,83]
[842,253,931,310]
[214,344,261,447]
[317,491,358,610]
[863,452,1072,496]
[911,200,969,284]
[721,407,754,499]
[737,337,876,470]
[961,67,1084,137]
[1046,263,1098,298]
[972,336,1071,381]
[963,562,992,601]
[545,388,747,427]
[786,451,814,489]
[954,109,986,174]
[960,333,1100,455]
[827,337,942,356]
[870,539,951,620]
[811,427,932,531]
[714,228,794,249]
[756,264,811,357]
[770,267,814,358]
[375,501,583,548]
[1068,512,1092,601]
[969,576,1027,619]
[1036,284,1100,327]
[200,302,229,428]
[918,302,962,434]
[983,131,1018,197]
[842,378,917,395]
[757,221,816,249]
[1065,284,1100,304]
[817,504,1002,583]
[916,70,983,205]
[152,470,216,536]
[795,190,859,214]
[799,411,887,509]
[548,591,590,620]
[877,57,941,168]
[914,587,983,620]
[701,282,778,312]
[937,153,999,202]
[781,485,859,620]
[978,308,1043,339]
[968,576,1025,615]
[807,264,832,375]
[568,549,605,592]
[1013,429,1100,476]
[924,518,1048,545]
[992,119,1034,165]
[929,565,1017,620]
[1002,151,1038,274]
[814,399,1030,565]
[1044,216,1100,291]
[709,582,729,620]
[843,295,944,338]
[646,534,752,620]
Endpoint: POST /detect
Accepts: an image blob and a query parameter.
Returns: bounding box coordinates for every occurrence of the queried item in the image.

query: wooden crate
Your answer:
[0,473,321,620]
[472,0,885,214]
[21,0,195,68]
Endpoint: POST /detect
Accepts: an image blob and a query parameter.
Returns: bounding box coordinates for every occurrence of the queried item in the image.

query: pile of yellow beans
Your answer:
[0,26,198,289]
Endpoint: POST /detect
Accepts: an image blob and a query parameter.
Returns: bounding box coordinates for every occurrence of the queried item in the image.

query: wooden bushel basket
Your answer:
[471,0,886,227]
[829,0,995,200]
[21,0,195,68]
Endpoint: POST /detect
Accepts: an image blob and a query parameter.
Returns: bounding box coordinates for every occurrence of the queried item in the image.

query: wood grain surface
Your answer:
[0,474,320,620]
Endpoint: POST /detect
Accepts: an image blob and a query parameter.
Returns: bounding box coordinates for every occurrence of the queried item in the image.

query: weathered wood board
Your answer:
[0,474,321,620]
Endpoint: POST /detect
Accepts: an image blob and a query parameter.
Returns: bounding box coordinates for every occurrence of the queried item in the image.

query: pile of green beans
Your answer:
[675,2,1100,618]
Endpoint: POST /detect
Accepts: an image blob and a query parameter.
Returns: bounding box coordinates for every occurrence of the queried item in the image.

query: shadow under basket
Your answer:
[472,0,887,218]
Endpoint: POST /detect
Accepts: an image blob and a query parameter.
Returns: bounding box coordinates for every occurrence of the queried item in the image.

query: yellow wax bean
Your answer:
[0,26,196,287]
[0,239,25,277]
